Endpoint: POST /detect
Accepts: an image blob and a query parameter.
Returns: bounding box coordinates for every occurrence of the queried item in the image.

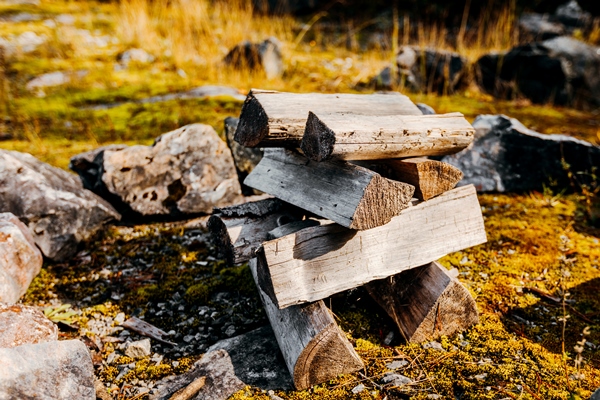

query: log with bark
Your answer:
[366,261,478,343]
[244,148,415,230]
[258,185,487,309]
[234,89,421,147]
[301,112,475,161]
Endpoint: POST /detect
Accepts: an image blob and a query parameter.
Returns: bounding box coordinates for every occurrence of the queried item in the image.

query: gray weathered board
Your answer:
[301,112,474,161]
[234,89,421,147]
[366,261,478,343]
[244,148,415,230]
[259,184,487,308]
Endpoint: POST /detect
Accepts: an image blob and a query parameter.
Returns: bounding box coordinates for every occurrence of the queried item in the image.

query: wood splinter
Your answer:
[244,148,415,230]
[366,261,479,343]
[301,111,475,161]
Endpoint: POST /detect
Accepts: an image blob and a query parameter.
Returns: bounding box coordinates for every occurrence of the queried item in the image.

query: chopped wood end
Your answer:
[300,112,336,162]
[293,322,364,390]
[207,215,234,266]
[403,158,463,200]
[234,92,269,147]
[350,175,415,230]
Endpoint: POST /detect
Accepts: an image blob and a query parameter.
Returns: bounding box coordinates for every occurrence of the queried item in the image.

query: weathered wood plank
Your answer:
[261,185,487,309]
[366,261,478,343]
[250,257,364,390]
[301,112,475,161]
[244,148,415,230]
[234,89,421,147]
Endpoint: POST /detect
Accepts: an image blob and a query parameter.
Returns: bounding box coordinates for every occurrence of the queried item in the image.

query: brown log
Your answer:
[260,185,487,309]
[301,111,475,161]
[244,148,415,230]
[366,261,479,343]
[234,89,421,147]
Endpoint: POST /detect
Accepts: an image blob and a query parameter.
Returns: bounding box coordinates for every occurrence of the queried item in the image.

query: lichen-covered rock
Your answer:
[0,213,43,303]
[0,339,95,399]
[70,124,242,217]
[224,117,263,195]
[0,304,57,348]
[442,114,600,192]
[0,150,121,261]
[223,37,284,79]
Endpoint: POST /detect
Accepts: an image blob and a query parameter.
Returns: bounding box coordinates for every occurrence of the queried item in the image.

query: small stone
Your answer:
[125,339,151,359]
[351,383,365,394]
[0,304,57,348]
[224,325,236,337]
[590,388,600,400]
[381,372,413,386]
[386,360,409,370]
[106,351,120,365]
[117,48,155,65]
[423,341,446,352]
[383,331,395,346]
[474,373,488,380]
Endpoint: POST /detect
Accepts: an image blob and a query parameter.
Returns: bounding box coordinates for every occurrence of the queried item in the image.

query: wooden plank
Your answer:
[260,185,487,309]
[300,112,475,161]
[366,261,478,343]
[234,89,421,147]
[244,148,415,230]
[250,257,364,390]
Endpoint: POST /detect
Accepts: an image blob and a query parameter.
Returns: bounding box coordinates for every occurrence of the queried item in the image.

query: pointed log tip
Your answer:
[294,323,364,390]
[234,93,269,147]
[350,175,415,230]
[207,215,235,267]
[301,112,336,162]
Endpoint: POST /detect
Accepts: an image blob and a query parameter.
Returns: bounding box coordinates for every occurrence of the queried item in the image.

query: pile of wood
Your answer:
[209,89,487,390]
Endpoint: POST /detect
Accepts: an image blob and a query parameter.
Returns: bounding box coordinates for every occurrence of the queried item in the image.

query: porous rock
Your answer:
[70,124,242,218]
[0,213,43,303]
[0,339,95,399]
[150,349,245,400]
[224,37,284,79]
[125,338,151,359]
[0,150,121,261]
[442,114,600,192]
[0,303,57,348]
[224,117,263,195]
[476,36,600,109]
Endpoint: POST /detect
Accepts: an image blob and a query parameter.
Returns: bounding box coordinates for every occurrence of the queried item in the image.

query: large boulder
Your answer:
[476,36,600,109]
[0,339,95,399]
[0,304,57,348]
[0,213,43,303]
[442,114,600,192]
[0,150,120,261]
[224,117,263,196]
[518,1,592,41]
[372,46,467,94]
[70,124,242,218]
[223,37,284,80]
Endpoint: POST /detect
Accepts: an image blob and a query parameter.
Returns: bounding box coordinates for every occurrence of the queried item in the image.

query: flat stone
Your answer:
[117,48,155,65]
[0,304,57,348]
[0,339,95,399]
[70,124,242,218]
[0,150,121,261]
[386,360,409,370]
[25,70,88,91]
[0,213,43,303]
[125,339,152,359]
[381,372,413,386]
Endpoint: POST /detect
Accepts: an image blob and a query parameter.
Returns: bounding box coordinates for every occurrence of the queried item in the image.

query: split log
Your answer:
[377,158,463,200]
[301,112,475,161]
[259,184,487,309]
[208,198,306,266]
[244,149,415,230]
[234,89,421,147]
[366,261,478,343]
[250,256,364,390]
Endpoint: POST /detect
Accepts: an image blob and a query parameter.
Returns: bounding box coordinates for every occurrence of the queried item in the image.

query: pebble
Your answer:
[386,360,409,370]
[423,341,446,352]
[381,372,413,386]
[351,383,366,394]
[125,339,151,359]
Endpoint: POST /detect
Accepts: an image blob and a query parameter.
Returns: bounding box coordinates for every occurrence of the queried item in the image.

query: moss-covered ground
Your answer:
[2,0,599,398]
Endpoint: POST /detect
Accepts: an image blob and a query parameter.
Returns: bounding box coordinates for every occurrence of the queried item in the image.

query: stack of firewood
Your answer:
[208,89,487,390]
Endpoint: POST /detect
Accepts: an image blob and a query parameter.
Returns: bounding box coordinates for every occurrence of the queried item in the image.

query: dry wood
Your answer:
[366,261,478,343]
[260,185,487,309]
[250,257,364,390]
[244,148,415,230]
[301,112,475,161]
[121,317,176,346]
[234,89,421,147]
[169,376,206,400]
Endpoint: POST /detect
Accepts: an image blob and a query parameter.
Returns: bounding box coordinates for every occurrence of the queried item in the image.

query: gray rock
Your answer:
[386,360,409,370]
[224,37,284,79]
[0,339,95,399]
[224,117,263,196]
[351,384,365,394]
[117,48,155,65]
[555,0,591,29]
[25,70,88,91]
[416,103,436,115]
[519,13,565,41]
[590,388,600,400]
[381,372,413,386]
[207,325,293,390]
[442,115,600,193]
[0,304,57,348]
[476,36,600,109]
[373,46,466,94]
[0,12,41,23]
[423,341,445,351]
[0,31,46,56]
[0,213,43,303]
[70,124,242,218]
[150,349,245,400]
[0,150,121,260]
[125,339,151,359]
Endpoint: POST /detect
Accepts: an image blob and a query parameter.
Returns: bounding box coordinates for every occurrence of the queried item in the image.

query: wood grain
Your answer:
[301,112,474,161]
